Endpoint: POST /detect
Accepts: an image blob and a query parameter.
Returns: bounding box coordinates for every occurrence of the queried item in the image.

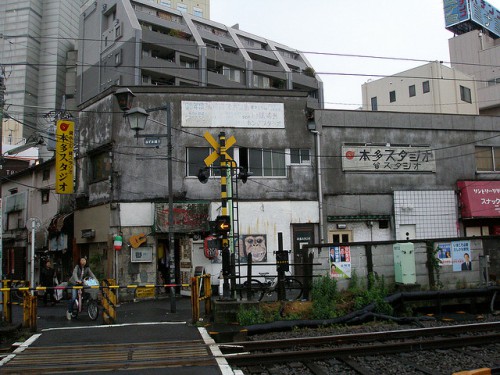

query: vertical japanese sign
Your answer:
[55,120,74,194]
[329,246,351,279]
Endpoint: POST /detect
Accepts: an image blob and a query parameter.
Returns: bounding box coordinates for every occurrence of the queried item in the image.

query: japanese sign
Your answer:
[329,246,351,279]
[444,0,500,38]
[55,120,74,194]
[181,101,285,128]
[457,180,500,218]
[342,145,436,172]
[155,203,209,233]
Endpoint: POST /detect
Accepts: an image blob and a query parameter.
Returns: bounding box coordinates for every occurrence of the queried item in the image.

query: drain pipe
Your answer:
[311,129,324,243]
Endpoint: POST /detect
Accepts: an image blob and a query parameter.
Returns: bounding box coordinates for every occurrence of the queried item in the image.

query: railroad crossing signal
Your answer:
[203,131,236,166]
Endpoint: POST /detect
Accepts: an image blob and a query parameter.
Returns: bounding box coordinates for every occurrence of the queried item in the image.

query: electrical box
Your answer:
[393,243,416,284]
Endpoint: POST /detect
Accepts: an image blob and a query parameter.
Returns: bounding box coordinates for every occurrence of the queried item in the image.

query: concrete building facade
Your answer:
[361,61,479,114]
[77,0,323,108]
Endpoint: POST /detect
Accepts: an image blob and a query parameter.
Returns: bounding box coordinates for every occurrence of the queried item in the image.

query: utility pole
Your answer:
[0,72,4,309]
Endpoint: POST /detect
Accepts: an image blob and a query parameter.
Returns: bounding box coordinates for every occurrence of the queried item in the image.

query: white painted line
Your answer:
[0,333,42,368]
[199,327,236,375]
[42,321,187,332]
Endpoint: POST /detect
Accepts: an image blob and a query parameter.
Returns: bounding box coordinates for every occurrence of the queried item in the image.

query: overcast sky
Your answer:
[211,0,500,109]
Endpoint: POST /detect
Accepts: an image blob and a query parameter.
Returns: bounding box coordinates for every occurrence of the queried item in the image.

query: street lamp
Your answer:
[113,89,175,296]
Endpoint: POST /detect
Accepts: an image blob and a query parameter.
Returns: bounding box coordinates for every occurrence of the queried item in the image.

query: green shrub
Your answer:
[311,276,339,319]
[236,306,266,326]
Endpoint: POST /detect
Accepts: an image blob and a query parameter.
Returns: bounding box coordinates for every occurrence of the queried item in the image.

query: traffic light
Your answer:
[197,167,210,184]
[238,167,252,183]
[215,215,231,234]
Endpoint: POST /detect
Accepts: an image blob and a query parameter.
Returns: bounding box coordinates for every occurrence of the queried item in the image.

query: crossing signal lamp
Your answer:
[215,215,231,234]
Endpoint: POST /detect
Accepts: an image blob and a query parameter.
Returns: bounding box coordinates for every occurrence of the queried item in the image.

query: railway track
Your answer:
[1,339,216,374]
[222,321,500,374]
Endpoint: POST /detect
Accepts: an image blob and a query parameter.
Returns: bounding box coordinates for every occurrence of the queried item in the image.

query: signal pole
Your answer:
[219,132,231,300]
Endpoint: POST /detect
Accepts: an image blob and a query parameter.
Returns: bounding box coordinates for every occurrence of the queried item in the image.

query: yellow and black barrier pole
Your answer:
[101,279,117,324]
[191,274,212,323]
[1,279,12,323]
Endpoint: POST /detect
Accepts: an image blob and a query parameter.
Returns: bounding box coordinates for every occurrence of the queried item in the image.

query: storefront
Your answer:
[457,180,500,236]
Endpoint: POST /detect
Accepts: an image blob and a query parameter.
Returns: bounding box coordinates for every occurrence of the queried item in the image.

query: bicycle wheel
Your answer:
[284,278,303,301]
[71,299,79,319]
[87,299,99,321]
[239,280,264,301]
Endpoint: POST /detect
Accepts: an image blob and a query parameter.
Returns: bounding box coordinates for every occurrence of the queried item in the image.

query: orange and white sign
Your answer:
[55,120,74,194]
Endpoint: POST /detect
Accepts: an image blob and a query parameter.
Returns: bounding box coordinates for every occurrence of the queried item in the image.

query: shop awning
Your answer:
[48,212,73,233]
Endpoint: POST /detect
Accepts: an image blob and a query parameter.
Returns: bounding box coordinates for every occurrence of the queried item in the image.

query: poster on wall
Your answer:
[435,242,452,266]
[452,240,472,272]
[329,246,351,279]
[238,234,267,263]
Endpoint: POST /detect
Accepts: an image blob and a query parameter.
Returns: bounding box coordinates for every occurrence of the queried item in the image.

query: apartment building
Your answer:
[77,0,323,108]
[361,61,479,114]
[0,0,84,147]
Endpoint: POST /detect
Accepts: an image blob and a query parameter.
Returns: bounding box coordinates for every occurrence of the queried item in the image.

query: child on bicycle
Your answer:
[67,257,97,320]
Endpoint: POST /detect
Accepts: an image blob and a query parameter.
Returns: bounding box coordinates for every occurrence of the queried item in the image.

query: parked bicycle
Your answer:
[70,278,99,320]
[239,272,303,301]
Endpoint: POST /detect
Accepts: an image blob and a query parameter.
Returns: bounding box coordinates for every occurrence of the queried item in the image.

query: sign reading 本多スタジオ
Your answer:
[341,145,436,172]
[55,120,75,193]
[181,101,284,129]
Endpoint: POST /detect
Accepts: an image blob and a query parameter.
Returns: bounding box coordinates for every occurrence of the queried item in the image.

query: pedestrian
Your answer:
[67,257,97,320]
[40,260,57,306]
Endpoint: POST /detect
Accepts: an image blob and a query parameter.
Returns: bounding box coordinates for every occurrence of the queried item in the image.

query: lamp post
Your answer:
[114,89,175,296]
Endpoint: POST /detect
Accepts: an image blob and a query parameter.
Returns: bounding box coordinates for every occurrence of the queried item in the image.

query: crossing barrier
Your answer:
[1,280,191,326]
[191,274,212,324]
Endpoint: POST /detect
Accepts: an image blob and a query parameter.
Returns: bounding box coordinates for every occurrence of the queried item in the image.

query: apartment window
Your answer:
[223,66,241,83]
[290,149,310,164]
[186,147,233,176]
[241,148,286,177]
[41,189,50,204]
[422,80,430,93]
[409,85,416,97]
[160,0,171,7]
[330,231,352,243]
[371,97,378,111]
[42,168,50,181]
[193,7,203,17]
[253,74,270,89]
[475,146,499,172]
[177,4,188,13]
[460,85,472,103]
[114,49,122,66]
[142,75,150,84]
[90,151,112,182]
[115,24,122,39]
[389,90,396,103]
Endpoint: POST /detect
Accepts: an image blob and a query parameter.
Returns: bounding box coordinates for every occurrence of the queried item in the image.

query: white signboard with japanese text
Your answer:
[342,145,436,172]
[181,101,285,128]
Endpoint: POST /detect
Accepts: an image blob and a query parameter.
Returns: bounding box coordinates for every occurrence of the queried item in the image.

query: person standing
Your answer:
[40,260,57,306]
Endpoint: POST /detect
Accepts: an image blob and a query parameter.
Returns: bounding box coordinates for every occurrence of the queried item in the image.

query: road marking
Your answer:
[199,327,240,375]
[42,321,188,332]
[0,333,41,367]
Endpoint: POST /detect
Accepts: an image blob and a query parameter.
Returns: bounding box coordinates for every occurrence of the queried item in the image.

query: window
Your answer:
[177,4,187,13]
[389,90,396,103]
[241,148,286,177]
[90,152,112,182]
[460,85,472,103]
[223,66,241,83]
[409,85,416,97]
[160,0,171,7]
[371,97,378,111]
[114,49,122,66]
[330,231,352,243]
[422,80,430,93]
[475,146,499,172]
[115,24,122,39]
[253,74,270,88]
[290,149,310,164]
[42,168,50,181]
[41,189,50,204]
[186,147,234,177]
[193,7,203,17]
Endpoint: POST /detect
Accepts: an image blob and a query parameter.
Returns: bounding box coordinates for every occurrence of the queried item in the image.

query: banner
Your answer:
[55,120,75,194]
[329,246,351,279]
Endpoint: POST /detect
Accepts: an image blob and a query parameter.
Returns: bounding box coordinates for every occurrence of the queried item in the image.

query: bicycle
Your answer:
[239,272,303,302]
[70,278,99,321]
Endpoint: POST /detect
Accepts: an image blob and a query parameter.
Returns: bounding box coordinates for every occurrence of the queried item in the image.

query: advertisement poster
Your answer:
[435,242,452,266]
[238,234,267,263]
[452,240,472,272]
[329,246,351,279]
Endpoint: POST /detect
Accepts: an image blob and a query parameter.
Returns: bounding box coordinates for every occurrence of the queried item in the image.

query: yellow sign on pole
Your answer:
[203,131,236,166]
[55,120,74,194]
